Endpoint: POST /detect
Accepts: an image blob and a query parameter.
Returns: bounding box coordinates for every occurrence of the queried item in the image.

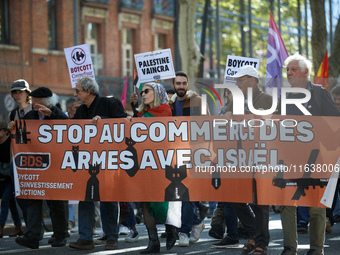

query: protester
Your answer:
[223,65,273,255]
[7,79,33,228]
[69,75,127,251]
[210,87,240,248]
[169,71,207,247]
[331,85,340,110]
[65,97,81,119]
[136,82,179,254]
[0,120,23,238]
[278,53,340,255]
[15,87,68,249]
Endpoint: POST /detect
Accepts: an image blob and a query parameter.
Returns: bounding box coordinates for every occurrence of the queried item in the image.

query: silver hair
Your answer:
[76,75,99,95]
[66,97,79,108]
[285,52,312,78]
[41,93,58,108]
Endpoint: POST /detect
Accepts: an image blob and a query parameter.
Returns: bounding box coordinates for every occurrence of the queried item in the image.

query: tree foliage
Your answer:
[310,0,340,89]
[194,0,339,84]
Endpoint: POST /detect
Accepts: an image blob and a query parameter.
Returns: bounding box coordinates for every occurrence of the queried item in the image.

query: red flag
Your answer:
[314,50,329,90]
[121,76,128,107]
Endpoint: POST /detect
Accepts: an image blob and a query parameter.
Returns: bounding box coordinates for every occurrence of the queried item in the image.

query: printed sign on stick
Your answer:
[134,49,175,90]
[224,55,260,84]
[64,44,95,88]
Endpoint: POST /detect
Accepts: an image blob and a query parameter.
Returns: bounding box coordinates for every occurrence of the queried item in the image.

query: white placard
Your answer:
[224,55,260,84]
[64,44,95,88]
[134,49,175,88]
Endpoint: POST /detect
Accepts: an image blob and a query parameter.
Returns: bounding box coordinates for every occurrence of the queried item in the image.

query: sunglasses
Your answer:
[140,88,152,96]
[236,76,250,83]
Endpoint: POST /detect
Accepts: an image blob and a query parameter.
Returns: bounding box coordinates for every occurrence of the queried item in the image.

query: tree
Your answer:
[177,0,203,80]
[310,0,340,89]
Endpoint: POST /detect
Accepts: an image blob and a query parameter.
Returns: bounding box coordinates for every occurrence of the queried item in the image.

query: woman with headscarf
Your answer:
[136,82,180,254]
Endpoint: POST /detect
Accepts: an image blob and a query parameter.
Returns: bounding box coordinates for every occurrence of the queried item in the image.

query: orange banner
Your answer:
[11,115,340,207]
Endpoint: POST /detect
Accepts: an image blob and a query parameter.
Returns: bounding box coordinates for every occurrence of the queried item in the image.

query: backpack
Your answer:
[9,107,19,121]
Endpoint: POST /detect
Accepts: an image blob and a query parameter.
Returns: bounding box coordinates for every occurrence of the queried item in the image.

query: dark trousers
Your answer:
[178,201,202,236]
[27,199,67,240]
[231,203,270,247]
[223,202,239,240]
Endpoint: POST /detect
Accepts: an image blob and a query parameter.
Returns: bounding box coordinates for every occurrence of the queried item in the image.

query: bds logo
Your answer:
[15,153,50,170]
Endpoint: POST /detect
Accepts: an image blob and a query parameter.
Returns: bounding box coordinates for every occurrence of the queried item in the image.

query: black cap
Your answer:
[29,87,53,98]
[11,79,31,92]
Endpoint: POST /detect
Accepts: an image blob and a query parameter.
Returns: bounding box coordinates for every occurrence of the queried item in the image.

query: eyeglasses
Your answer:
[140,88,152,96]
[74,88,83,94]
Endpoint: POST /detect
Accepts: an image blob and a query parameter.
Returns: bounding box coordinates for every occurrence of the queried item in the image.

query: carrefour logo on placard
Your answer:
[71,48,86,65]
[15,153,50,170]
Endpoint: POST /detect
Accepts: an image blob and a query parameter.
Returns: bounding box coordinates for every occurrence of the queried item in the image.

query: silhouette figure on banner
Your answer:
[85,163,100,201]
[71,146,79,172]
[123,137,139,177]
[164,165,189,201]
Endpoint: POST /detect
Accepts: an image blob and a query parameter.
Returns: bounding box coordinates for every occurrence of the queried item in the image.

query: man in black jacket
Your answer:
[15,87,68,249]
[69,75,127,251]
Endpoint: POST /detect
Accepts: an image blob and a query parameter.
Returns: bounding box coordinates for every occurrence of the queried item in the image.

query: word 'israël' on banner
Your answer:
[11,115,340,207]
[64,44,95,88]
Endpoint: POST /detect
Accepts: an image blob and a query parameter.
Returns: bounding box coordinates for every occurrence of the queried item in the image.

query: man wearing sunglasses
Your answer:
[223,65,273,255]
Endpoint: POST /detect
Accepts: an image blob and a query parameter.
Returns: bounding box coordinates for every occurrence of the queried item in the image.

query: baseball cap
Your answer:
[232,65,259,79]
[11,79,31,92]
[29,87,53,98]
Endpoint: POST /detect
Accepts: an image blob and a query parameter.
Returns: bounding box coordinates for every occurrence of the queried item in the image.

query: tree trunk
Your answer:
[310,0,327,74]
[178,0,203,81]
[329,18,340,89]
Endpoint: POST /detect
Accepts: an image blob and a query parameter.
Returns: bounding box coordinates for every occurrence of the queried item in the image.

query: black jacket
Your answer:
[74,95,127,119]
[278,81,340,116]
[24,106,68,120]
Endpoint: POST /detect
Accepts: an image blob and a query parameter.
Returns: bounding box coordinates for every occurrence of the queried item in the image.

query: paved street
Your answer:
[1,211,340,254]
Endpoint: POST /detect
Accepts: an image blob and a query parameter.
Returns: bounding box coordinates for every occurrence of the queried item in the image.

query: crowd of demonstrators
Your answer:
[3,53,340,255]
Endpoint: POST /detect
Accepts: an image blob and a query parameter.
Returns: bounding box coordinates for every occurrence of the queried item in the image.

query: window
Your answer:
[47,0,57,49]
[153,0,174,17]
[0,0,10,44]
[120,0,144,10]
[154,34,165,51]
[86,23,101,75]
[122,28,133,77]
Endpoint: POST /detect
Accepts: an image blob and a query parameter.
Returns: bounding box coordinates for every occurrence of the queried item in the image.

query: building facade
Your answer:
[0,0,175,120]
